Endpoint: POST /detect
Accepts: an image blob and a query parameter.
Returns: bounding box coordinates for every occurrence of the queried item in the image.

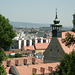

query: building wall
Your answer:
[10,38,50,49]
[35,50,45,54]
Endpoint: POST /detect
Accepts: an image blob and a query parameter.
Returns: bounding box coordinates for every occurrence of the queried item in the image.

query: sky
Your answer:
[0,0,75,27]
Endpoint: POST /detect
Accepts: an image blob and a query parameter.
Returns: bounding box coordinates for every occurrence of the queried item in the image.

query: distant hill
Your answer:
[9,21,50,28]
[9,21,72,31]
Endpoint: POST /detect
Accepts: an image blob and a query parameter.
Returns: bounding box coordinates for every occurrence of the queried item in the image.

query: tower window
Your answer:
[57,50,59,52]
[50,49,52,51]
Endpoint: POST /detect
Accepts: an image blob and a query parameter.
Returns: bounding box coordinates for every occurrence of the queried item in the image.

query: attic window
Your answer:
[50,49,52,51]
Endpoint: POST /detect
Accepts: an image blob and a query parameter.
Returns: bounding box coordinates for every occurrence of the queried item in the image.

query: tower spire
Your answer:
[55,8,58,19]
[53,8,60,24]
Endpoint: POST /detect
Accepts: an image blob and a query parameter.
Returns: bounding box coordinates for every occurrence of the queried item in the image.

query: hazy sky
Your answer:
[0,0,75,27]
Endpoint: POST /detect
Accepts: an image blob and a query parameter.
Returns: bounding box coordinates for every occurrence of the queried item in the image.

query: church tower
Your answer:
[51,9,62,37]
[43,9,65,63]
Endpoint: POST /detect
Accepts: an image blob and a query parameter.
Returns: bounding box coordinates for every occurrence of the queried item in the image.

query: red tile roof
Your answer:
[62,32,75,38]
[35,43,49,49]
[15,62,59,75]
[58,38,75,54]
[24,45,35,50]
[58,32,75,54]
[5,51,15,55]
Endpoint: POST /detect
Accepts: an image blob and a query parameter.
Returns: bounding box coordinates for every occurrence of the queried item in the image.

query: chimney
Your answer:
[23,59,27,65]
[15,60,19,66]
[7,60,11,67]
[40,67,45,74]
[32,68,37,73]
[32,58,35,64]
[48,66,53,73]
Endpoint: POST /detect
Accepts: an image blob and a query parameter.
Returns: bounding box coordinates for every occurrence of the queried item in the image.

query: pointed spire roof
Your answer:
[53,8,60,24]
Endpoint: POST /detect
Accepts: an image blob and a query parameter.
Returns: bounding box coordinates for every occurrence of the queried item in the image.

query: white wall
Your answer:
[18,40,21,49]
[30,39,32,46]
[41,39,43,43]
[24,40,26,46]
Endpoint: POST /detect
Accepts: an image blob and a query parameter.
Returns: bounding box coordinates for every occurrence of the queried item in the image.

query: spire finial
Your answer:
[55,8,58,19]
[53,8,60,24]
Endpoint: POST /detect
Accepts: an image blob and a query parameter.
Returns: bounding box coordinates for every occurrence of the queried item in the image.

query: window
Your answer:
[27,40,29,46]
[38,39,41,43]
[32,39,35,45]
[43,39,46,43]
[57,50,59,52]
[50,49,52,51]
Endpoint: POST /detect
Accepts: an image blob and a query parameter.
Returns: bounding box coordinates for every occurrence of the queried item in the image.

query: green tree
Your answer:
[73,13,75,25]
[53,51,75,75]
[0,48,7,75]
[72,13,75,32]
[0,14,16,50]
[0,14,16,75]
[15,53,23,58]
[61,32,75,47]
[52,33,75,75]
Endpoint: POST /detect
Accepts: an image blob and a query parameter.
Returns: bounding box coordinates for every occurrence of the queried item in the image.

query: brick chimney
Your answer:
[32,58,35,64]
[7,60,11,67]
[40,67,45,74]
[48,66,53,73]
[23,59,27,65]
[32,68,37,73]
[15,60,19,66]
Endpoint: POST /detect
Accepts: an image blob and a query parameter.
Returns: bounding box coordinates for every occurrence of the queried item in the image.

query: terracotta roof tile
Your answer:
[58,38,75,54]
[62,32,75,38]
[58,32,75,54]
[15,62,59,75]
[24,45,35,50]
[35,43,49,49]
[5,51,15,55]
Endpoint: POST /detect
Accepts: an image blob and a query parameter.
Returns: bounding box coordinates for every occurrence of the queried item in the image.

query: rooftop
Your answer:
[35,43,49,50]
